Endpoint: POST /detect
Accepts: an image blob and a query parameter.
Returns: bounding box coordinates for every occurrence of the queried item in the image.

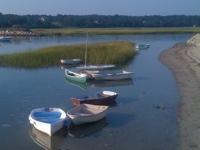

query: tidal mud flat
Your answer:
[160,34,200,150]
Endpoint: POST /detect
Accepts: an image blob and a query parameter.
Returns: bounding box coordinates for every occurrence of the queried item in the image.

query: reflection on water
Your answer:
[88,79,133,88]
[65,77,88,91]
[65,77,133,90]
[30,127,67,150]
[29,118,108,149]
[68,118,108,138]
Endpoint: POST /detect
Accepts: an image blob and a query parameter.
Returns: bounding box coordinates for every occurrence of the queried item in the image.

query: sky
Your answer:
[0,0,200,16]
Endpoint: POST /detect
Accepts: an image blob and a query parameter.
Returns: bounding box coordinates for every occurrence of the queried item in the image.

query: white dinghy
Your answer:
[29,108,67,136]
[67,104,108,125]
[90,70,133,80]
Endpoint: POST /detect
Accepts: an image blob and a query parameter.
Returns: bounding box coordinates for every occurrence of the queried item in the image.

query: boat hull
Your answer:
[93,73,132,80]
[77,65,115,70]
[71,91,118,106]
[65,74,87,83]
[70,111,107,125]
[29,108,67,136]
[91,72,133,81]
[67,104,108,125]
[65,69,87,83]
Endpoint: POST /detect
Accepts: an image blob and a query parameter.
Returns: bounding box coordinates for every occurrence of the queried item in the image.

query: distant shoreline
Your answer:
[0,27,200,37]
[160,38,200,150]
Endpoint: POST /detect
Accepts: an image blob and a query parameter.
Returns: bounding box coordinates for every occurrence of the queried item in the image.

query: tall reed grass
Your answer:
[0,41,136,68]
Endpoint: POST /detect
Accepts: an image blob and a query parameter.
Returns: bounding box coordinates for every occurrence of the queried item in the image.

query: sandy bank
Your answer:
[160,34,200,150]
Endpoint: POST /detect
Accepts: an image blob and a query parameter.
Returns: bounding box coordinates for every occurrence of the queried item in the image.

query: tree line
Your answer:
[0,13,200,28]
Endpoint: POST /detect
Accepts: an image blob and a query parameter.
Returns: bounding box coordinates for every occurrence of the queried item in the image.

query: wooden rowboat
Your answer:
[67,104,109,125]
[71,91,118,106]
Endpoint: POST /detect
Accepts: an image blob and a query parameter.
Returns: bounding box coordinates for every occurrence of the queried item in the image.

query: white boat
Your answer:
[135,44,150,50]
[90,70,133,80]
[67,104,108,125]
[0,36,12,42]
[65,69,87,83]
[29,108,67,136]
[60,59,82,65]
[77,64,116,70]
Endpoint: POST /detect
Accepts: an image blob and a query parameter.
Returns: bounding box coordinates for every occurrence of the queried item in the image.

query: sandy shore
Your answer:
[160,35,200,150]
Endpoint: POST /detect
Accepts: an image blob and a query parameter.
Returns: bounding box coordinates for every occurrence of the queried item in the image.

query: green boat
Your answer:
[65,77,87,90]
[65,69,87,83]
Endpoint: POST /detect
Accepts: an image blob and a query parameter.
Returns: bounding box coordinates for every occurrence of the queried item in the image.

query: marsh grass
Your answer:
[32,27,200,36]
[0,41,136,68]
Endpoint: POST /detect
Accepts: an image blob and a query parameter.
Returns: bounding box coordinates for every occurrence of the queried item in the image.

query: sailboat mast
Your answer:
[84,32,88,67]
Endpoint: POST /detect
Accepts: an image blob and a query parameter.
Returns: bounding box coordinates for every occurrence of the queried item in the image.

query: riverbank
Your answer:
[32,27,200,36]
[160,34,200,150]
[0,41,135,68]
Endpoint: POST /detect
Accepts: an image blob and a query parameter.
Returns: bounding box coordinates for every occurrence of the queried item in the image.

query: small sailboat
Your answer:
[65,69,87,83]
[90,70,133,81]
[29,108,67,136]
[67,104,109,125]
[71,91,118,106]
[77,32,115,70]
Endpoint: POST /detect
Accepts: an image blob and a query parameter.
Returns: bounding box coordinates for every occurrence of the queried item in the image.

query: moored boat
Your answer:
[71,91,118,106]
[77,64,115,70]
[29,108,67,136]
[90,70,133,81]
[135,44,150,50]
[0,36,12,42]
[60,59,82,65]
[67,104,109,125]
[65,69,87,83]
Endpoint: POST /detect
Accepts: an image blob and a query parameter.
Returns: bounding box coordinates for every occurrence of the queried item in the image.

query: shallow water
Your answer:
[0,34,192,150]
